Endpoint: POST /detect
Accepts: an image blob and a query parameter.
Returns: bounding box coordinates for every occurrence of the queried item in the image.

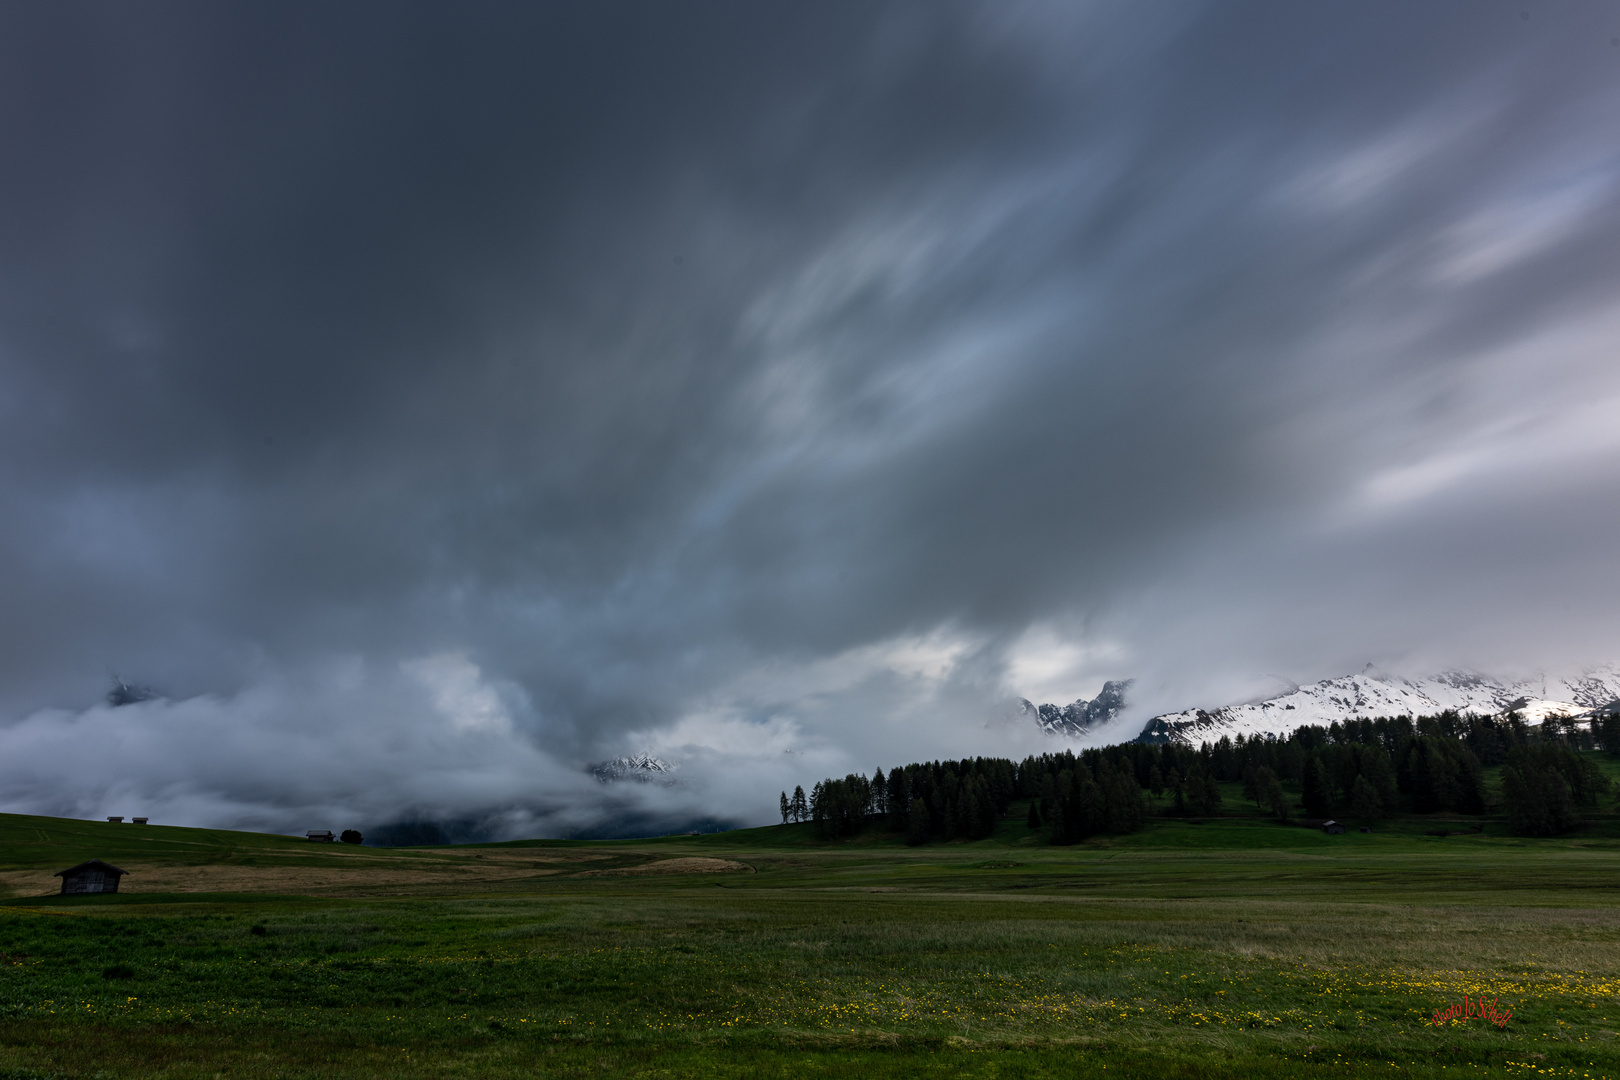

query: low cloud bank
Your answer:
[0,630,1092,839]
[0,657,736,839]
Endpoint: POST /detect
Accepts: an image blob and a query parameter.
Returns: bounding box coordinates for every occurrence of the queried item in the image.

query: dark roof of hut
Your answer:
[54,859,129,878]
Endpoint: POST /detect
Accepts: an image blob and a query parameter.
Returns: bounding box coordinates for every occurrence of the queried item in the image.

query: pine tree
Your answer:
[1362,751,1398,813]
[1264,777,1289,820]
[1428,745,1462,811]
[780,791,790,824]
[1457,752,1487,815]
[1048,773,1075,844]
[1241,764,1260,804]
[1406,742,1437,813]
[1349,774,1382,820]
[887,769,910,830]
[1250,766,1277,806]
[938,773,959,839]
[979,785,999,838]
[1027,800,1042,830]
[963,791,983,839]
[791,785,807,823]
[1039,774,1057,820]
[906,798,930,846]
[1601,711,1620,756]
[1302,756,1331,817]
[1502,764,1579,836]
[808,781,825,828]
[1105,773,1146,832]
[1076,778,1105,838]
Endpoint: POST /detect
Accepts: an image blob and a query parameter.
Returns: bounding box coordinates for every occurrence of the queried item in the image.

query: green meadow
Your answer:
[1,781,1618,1079]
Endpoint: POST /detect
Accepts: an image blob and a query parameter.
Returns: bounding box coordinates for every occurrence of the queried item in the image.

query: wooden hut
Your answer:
[1322,820,1345,834]
[54,860,128,895]
[306,830,335,842]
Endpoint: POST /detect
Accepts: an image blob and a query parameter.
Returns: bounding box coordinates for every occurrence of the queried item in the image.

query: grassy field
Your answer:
[1,786,1618,1078]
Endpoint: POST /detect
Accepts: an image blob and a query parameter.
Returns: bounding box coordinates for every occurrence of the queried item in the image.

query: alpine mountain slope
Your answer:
[1134,665,1620,744]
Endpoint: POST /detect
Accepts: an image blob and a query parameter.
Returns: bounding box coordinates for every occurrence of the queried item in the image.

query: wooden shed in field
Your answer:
[55,860,128,895]
[306,830,335,842]
[1322,820,1345,834]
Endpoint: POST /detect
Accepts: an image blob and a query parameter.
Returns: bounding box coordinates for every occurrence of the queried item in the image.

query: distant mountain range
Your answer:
[590,754,678,784]
[1020,665,1620,746]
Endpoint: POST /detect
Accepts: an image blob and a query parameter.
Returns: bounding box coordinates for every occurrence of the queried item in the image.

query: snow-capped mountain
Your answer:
[1019,679,1133,737]
[589,754,678,784]
[1135,665,1620,745]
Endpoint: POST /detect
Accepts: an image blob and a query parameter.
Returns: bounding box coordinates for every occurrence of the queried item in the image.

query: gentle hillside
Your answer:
[0,814,733,899]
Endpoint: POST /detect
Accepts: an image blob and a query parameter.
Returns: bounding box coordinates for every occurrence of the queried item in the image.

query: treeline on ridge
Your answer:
[782,708,1619,843]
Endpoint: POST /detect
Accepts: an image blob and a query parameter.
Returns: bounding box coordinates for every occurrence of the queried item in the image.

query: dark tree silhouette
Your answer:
[906,798,930,846]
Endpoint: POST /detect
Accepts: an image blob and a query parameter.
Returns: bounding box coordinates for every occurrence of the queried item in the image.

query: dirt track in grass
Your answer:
[574,856,752,876]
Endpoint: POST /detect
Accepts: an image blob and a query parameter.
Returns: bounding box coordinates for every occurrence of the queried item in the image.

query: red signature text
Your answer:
[1430,995,1511,1029]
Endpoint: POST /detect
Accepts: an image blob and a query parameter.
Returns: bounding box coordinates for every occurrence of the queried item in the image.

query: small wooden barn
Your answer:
[55,860,128,895]
[306,830,335,842]
[1322,820,1345,834]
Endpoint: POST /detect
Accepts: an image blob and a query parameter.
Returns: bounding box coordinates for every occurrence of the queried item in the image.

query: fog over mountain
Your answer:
[2,3,1619,838]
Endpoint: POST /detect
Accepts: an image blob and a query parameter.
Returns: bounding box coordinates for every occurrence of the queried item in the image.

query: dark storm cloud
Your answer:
[2,1,1619,833]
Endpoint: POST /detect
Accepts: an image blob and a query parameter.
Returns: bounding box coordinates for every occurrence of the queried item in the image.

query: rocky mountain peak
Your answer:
[590,754,678,784]
[1021,679,1134,737]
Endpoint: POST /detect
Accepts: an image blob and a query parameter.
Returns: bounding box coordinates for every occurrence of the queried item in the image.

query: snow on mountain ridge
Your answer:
[1136,665,1620,744]
[1019,680,1133,737]
[590,754,678,784]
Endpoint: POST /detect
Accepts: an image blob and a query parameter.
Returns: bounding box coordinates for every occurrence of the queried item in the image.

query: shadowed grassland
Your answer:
[0,811,1617,1077]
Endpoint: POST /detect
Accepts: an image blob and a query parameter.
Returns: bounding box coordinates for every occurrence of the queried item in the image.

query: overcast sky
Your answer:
[2,1,1619,837]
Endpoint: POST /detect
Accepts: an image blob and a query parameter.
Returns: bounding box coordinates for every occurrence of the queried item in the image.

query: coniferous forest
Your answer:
[786,708,1620,843]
